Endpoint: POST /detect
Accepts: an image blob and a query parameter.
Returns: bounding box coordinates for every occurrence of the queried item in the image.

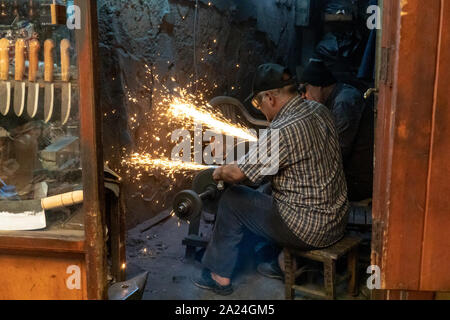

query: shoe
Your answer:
[257,261,284,280]
[191,269,234,296]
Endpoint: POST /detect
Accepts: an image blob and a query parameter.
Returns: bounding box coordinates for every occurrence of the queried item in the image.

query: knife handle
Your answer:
[28,39,40,82]
[15,39,25,81]
[60,39,70,82]
[0,38,9,81]
[44,39,54,82]
[41,190,84,211]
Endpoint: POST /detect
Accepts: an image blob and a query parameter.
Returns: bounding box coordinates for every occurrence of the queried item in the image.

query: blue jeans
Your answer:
[202,185,317,279]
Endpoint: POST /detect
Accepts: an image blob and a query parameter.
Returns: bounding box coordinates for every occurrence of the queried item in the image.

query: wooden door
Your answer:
[372,0,450,298]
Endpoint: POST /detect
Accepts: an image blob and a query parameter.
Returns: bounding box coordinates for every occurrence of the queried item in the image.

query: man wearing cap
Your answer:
[298,60,373,201]
[191,63,349,295]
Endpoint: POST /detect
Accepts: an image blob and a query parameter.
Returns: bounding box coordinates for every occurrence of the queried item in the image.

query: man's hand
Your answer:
[213,166,224,181]
[213,164,246,184]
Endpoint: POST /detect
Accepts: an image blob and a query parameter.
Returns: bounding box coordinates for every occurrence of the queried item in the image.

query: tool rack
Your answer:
[0,1,125,300]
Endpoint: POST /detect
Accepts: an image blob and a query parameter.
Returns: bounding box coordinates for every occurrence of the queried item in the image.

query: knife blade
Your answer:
[13,39,26,116]
[44,39,55,123]
[27,38,40,118]
[0,38,11,116]
[60,39,71,125]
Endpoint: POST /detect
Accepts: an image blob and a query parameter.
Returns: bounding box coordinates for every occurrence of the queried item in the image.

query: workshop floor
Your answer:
[125,211,371,300]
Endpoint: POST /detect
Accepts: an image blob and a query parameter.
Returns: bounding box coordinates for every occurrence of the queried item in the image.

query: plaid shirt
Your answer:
[238,95,349,248]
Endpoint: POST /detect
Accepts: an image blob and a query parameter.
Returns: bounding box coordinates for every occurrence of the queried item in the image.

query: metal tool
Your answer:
[108,272,149,300]
[13,39,26,116]
[173,168,225,260]
[27,38,40,118]
[0,190,84,231]
[0,38,11,116]
[44,39,55,123]
[60,39,71,125]
[172,168,223,221]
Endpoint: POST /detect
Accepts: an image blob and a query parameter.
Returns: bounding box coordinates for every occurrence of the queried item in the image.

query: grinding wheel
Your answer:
[192,168,222,215]
[192,168,217,194]
[173,189,203,221]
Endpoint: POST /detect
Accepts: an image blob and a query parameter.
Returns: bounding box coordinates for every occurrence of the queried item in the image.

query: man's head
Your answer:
[246,64,298,122]
[298,60,337,104]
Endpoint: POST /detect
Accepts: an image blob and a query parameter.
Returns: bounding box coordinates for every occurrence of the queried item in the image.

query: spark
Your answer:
[168,100,257,141]
[117,65,257,190]
[124,153,214,173]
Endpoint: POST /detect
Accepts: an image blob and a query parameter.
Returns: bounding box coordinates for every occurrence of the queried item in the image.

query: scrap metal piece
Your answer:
[39,135,79,170]
[108,272,149,300]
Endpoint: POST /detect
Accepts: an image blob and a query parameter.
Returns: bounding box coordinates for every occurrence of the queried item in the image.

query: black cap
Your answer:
[245,64,296,102]
[298,60,337,87]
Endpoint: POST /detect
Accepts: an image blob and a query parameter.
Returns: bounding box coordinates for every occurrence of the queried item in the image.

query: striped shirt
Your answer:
[238,95,349,248]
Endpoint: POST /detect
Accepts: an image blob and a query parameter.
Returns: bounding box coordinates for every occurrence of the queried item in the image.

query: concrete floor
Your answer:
[125,211,371,300]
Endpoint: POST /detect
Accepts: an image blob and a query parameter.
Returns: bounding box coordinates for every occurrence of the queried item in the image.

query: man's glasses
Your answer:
[251,92,265,110]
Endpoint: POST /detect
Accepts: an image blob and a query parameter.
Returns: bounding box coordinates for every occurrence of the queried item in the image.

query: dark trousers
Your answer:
[202,185,317,279]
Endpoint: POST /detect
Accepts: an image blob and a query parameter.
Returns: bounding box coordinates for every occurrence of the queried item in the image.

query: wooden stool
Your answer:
[284,236,361,300]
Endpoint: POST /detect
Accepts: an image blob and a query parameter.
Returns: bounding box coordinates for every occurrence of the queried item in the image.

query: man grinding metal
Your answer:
[191,63,349,296]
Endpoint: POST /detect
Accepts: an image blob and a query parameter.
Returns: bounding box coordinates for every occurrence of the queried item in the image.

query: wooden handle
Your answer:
[28,39,40,82]
[41,190,84,210]
[44,39,54,82]
[51,3,57,25]
[15,39,25,81]
[60,39,70,82]
[0,38,9,81]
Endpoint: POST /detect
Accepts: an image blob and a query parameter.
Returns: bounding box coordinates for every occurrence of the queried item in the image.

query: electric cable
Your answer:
[193,0,199,93]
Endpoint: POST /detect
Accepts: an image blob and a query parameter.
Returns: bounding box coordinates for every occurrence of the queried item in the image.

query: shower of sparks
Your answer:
[168,99,257,142]
[114,63,253,202]
[124,153,214,175]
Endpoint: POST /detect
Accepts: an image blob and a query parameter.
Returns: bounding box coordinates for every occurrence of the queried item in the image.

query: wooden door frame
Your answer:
[371,0,447,298]
[75,0,107,300]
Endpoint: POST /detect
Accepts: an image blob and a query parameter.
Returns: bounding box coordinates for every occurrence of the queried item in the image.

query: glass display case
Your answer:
[0,1,123,300]
[0,0,83,240]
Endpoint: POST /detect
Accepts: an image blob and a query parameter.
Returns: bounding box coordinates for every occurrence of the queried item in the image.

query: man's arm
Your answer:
[213,164,246,184]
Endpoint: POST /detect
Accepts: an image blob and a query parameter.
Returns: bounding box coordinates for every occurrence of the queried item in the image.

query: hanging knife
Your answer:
[44,39,54,123]
[60,39,71,125]
[27,38,40,118]
[13,39,26,117]
[0,38,11,116]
